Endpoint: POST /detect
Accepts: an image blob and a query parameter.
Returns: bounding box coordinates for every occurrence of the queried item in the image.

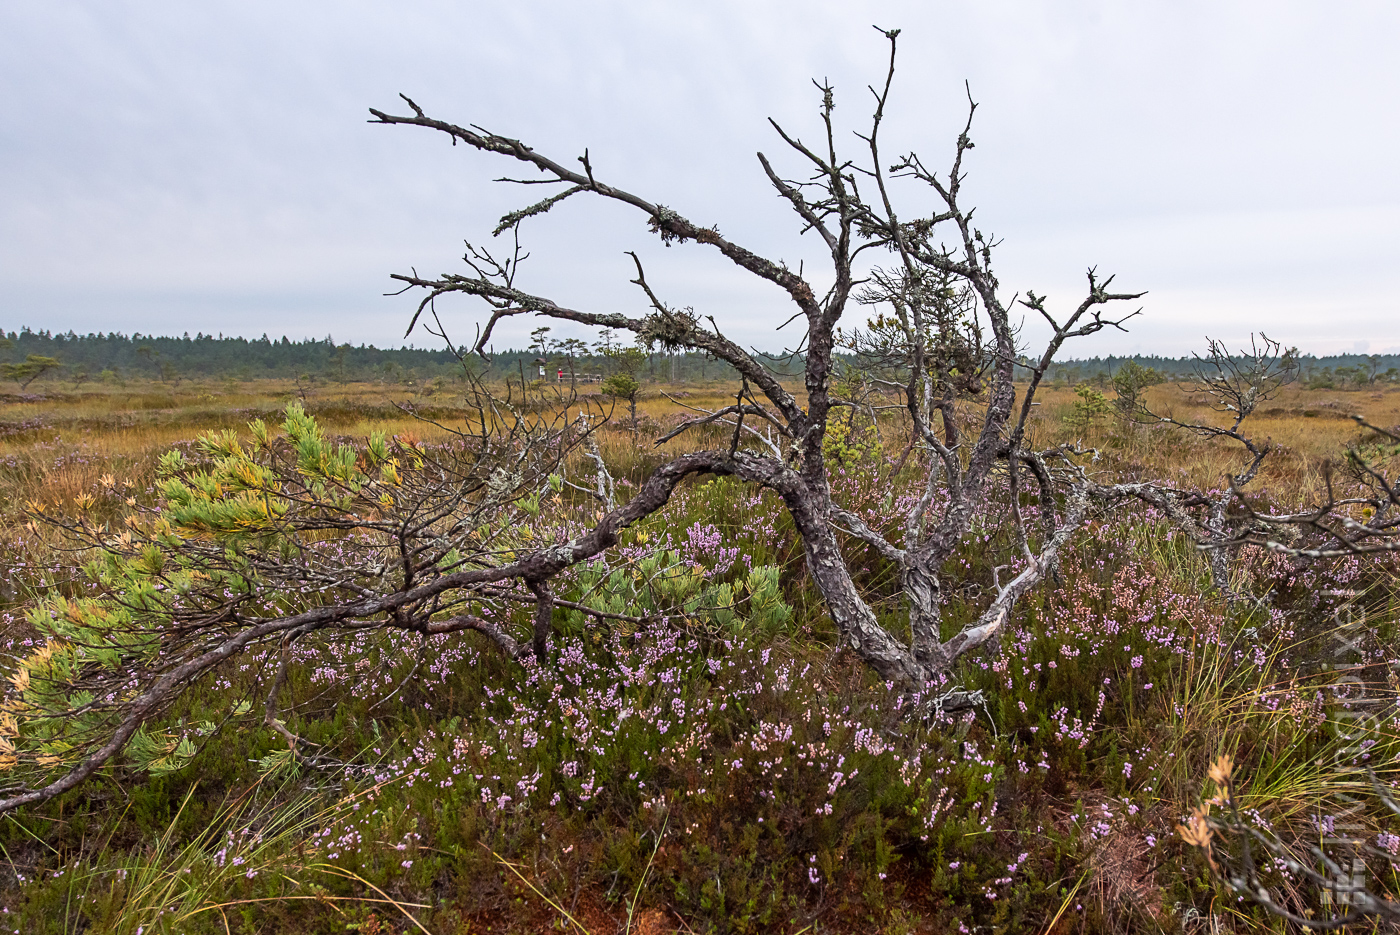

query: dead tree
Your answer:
[2,29,1186,813]
[1125,334,1297,598]
[1230,415,1400,561]
[370,28,1163,684]
[1131,336,1400,567]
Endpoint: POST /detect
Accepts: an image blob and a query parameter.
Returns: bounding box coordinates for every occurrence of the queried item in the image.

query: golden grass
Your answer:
[2,376,1394,514]
[1027,382,1400,494]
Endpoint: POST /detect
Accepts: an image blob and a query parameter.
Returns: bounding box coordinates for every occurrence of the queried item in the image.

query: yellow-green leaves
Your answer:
[0,403,463,786]
[157,450,188,477]
[128,726,198,775]
[196,428,245,461]
[367,431,389,466]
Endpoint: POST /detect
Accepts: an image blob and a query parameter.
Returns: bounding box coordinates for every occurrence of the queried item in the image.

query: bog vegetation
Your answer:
[0,366,1398,934]
[2,32,1399,935]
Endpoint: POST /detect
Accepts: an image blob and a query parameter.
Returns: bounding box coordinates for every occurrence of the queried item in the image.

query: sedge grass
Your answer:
[64,768,418,935]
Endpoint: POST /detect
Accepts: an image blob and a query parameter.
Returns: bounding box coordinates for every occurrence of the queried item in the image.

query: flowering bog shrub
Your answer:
[1,405,1398,932]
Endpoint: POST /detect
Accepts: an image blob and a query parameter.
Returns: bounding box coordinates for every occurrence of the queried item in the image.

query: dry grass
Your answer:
[1025,382,1400,496]
[1089,819,1164,926]
[3,377,1392,508]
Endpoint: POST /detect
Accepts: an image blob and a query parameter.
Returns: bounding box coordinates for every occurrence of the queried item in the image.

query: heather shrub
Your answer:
[0,395,1397,931]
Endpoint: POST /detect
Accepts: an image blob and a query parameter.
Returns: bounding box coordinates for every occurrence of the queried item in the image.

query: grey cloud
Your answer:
[1,1,1397,355]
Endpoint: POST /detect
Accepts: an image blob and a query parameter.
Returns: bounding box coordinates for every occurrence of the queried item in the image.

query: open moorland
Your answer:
[0,375,1398,934]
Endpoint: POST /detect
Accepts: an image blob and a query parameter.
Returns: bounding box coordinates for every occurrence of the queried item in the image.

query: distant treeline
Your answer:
[0,328,461,383]
[1033,353,1400,389]
[1,327,1397,390]
[0,327,785,386]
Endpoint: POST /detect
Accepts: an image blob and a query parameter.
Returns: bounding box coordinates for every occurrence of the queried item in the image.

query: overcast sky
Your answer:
[2,1,1398,357]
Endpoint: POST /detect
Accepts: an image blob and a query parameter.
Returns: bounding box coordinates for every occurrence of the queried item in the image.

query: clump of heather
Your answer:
[1,426,1397,933]
[290,622,1080,932]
